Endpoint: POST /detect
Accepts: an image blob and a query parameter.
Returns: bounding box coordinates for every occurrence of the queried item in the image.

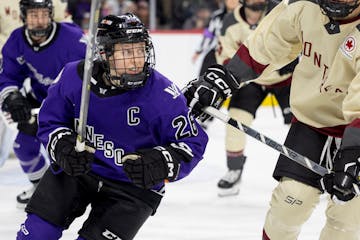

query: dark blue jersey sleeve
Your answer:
[144,76,208,181]
[0,28,29,98]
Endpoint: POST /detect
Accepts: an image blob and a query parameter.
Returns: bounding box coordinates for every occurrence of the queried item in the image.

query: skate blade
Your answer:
[217,187,240,197]
[16,202,27,209]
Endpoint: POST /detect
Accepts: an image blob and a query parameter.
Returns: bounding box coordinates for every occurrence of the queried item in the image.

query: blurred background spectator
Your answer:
[67,0,223,31]
[182,5,211,30]
[68,0,91,29]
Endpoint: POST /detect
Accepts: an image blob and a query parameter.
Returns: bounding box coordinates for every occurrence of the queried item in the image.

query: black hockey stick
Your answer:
[76,0,101,152]
[204,106,330,176]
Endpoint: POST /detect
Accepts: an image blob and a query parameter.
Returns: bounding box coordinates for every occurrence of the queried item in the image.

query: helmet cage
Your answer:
[97,14,155,90]
[239,0,268,11]
[20,0,54,21]
[20,0,53,37]
[318,0,360,18]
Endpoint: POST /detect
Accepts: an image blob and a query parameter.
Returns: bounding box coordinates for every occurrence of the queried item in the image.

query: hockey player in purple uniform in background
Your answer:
[16,13,208,240]
[0,0,86,208]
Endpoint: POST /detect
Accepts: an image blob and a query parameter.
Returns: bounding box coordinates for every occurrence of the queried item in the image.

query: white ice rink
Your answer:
[0,106,328,239]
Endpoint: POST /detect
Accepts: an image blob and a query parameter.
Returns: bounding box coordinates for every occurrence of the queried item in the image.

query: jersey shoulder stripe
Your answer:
[221,12,238,35]
[356,24,360,31]
[211,7,227,19]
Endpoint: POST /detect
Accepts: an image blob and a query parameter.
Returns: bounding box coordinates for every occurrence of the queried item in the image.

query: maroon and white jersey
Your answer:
[226,0,360,142]
[215,5,266,65]
[217,4,291,86]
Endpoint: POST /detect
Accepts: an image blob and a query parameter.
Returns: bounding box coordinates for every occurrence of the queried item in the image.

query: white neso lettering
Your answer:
[104,141,114,158]
[94,134,104,150]
[114,149,124,166]
[74,119,125,166]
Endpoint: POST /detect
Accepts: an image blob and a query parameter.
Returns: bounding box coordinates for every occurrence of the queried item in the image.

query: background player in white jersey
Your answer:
[192,0,239,131]
[192,0,239,76]
[215,0,296,197]
[0,0,72,168]
[183,0,360,239]
[0,0,85,208]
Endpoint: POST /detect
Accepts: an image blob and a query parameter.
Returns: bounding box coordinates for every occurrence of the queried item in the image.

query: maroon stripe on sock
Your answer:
[263,229,270,240]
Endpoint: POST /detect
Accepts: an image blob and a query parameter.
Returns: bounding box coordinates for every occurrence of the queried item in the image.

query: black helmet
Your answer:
[239,0,269,11]
[96,13,155,90]
[318,0,360,18]
[20,0,53,21]
[20,0,53,37]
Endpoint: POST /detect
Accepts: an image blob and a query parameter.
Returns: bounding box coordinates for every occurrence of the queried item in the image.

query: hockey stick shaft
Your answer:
[204,106,330,176]
[76,0,101,152]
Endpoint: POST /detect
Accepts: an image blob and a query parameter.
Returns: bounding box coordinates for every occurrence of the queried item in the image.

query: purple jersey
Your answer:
[38,60,208,192]
[0,22,86,102]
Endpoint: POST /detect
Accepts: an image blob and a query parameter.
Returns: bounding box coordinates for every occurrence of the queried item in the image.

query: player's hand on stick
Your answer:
[54,132,95,176]
[123,147,180,189]
[2,91,32,123]
[183,64,239,122]
[320,147,360,202]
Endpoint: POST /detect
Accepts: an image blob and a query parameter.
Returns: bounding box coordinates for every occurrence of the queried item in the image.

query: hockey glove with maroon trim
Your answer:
[2,91,32,123]
[54,132,95,176]
[123,146,183,189]
[320,147,360,202]
[183,64,240,122]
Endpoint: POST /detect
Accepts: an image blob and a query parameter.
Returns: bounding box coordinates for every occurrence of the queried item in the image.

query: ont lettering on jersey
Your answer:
[217,41,223,56]
[302,41,329,83]
[74,119,125,166]
[302,40,335,92]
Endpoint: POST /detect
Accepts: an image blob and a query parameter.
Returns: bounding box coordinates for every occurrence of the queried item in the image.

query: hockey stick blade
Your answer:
[204,106,330,176]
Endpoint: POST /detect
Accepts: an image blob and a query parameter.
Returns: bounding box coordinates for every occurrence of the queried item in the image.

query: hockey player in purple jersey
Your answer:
[16,13,208,240]
[0,0,86,208]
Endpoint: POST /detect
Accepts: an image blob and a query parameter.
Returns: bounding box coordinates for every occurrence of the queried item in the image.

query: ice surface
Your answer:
[0,107,327,239]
